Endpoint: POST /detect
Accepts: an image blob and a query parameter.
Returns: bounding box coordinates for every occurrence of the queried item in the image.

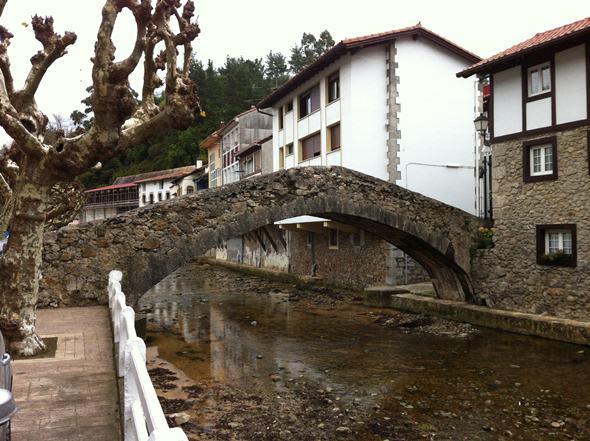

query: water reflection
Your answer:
[141,263,590,439]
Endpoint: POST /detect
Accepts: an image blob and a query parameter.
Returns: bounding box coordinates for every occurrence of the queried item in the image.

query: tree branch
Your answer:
[109,0,152,81]
[14,16,77,106]
[0,172,11,203]
[0,0,7,18]
[47,0,200,181]
[0,25,14,98]
[0,71,45,157]
[172,1,198,74]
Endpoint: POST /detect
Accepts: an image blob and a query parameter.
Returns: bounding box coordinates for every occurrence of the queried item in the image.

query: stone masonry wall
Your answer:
[472,125,590,320]
[289,230,429,290]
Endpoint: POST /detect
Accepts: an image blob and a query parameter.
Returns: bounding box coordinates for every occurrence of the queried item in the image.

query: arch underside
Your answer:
[126,197,475,305]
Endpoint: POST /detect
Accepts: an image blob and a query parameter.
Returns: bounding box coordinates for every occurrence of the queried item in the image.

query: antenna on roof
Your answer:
[417,21,422,26]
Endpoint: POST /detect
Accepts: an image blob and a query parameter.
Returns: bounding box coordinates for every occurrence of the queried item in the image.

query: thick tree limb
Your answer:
[0,0,7,18]
[0,89,45,158]
[45,181,85,230]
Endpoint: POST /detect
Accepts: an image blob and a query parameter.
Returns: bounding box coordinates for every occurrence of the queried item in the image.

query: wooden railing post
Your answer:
[107,270,189,441]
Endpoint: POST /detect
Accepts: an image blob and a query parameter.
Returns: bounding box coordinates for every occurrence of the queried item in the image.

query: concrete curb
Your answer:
[367,293,590,347]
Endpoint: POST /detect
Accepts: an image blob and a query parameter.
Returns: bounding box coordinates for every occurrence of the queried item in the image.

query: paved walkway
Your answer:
[11,306,121,441]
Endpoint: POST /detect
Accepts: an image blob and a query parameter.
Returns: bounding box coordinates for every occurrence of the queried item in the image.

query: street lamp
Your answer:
[473,113,493,220]
[473,113,488,136]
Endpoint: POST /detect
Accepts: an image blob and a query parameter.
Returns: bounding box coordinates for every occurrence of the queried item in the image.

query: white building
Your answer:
[258,23,481,214]
[136,162,206,207]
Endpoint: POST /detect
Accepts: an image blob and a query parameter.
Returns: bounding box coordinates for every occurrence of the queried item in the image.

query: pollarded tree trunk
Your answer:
[0,179,48,355]
[0,0,200,355]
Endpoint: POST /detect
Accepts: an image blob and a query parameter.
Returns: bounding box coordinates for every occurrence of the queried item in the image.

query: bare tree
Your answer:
[0,0,200,355]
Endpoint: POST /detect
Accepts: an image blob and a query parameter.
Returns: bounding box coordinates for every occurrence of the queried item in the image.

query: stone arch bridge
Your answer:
[41,167,483,306]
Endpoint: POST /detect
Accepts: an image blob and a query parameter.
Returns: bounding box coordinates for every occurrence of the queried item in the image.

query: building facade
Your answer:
[259,24,481,214]
[137,163,206,207]
[200,128,223,188]
[459,17,590,319]
[245,24,481,289]
[81,183,139,223]
[219,109,272,184]
[236,135,273,179]
[80,163,207,223]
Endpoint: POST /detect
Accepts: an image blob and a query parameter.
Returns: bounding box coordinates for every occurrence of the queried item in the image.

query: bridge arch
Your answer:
[40,167,482,306]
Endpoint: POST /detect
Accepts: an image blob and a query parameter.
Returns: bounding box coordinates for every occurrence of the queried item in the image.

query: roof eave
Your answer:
[457,27,590,78]
[258,28,480,108]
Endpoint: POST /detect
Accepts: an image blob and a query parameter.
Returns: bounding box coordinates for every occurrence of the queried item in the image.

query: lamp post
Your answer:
[474,113,492,220]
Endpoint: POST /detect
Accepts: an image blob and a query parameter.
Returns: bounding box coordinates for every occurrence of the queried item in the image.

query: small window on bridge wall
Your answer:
[328,229,339,250]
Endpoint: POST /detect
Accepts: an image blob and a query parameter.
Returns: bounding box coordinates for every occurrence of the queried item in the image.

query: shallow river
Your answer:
[140,263,590,440]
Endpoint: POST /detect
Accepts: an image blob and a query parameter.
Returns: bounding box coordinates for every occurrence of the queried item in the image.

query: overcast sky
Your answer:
[1,0,588,123]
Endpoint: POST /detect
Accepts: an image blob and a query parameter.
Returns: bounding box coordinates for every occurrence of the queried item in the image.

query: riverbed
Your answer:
[140,262,590,440]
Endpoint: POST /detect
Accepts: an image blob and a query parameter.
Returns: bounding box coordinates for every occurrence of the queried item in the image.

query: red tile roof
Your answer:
[258,24,480,108]
[458,17,590,77]
[85,182,137,193]
[133,166,198,184]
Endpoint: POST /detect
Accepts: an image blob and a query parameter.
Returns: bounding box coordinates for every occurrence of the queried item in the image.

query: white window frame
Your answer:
[544,229,573,255]
[527,62,551,97]
[529,144,553,176]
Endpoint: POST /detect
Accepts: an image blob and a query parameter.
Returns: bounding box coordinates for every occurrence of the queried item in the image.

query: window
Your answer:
[158,192,162,201]
[530,145,552,176]
[328,229,339,250]
[186,186,194,194]
[166,192,170,199]
[278,146,285,170]
[327,72,340,103]
[351,230,364,247]
[523,137,557,182]
[299,85,320,118]
[306,232,314,247]
[278,108,284,130]
[300,132,321,161]
[536,224,576,267]
[142,194,146,204]
[209,152,215,164]
[159,180,164,190]
[286,101,293,112]
[243,155,255,175]
[527,62,551,97]
[149,193,154,204]
[328,124,341,151]
[286,143,293,156]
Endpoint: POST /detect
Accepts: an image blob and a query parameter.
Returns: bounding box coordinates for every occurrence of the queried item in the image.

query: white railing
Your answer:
[108,270,188,441]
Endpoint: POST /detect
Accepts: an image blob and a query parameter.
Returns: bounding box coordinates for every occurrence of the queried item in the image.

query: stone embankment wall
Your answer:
[472,126,590,321]
[40,167,481,307]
